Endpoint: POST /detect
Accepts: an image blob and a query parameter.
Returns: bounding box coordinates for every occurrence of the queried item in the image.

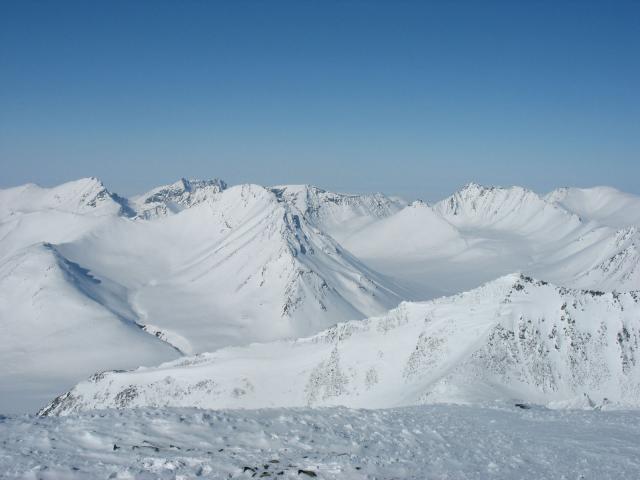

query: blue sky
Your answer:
[1,0,638,200]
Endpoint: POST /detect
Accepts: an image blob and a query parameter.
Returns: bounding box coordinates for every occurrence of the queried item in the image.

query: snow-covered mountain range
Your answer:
[1,177,639,413]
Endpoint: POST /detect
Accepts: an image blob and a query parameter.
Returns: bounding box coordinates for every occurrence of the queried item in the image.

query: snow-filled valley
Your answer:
[2,177,640,477]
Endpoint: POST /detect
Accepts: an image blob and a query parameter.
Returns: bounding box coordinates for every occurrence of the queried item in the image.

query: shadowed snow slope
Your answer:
[0,243,178,412]
[42,275,640,415]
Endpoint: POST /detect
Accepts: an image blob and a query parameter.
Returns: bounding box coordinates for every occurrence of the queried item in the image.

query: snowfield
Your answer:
[2,405,640,479]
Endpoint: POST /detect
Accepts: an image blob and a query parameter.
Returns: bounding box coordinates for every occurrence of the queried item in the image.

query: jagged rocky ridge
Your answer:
[41,274,640,415]
[131,178,227,219]
[270,184,406,241]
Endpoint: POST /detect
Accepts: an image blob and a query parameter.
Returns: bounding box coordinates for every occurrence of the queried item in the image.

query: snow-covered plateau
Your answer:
[2,177,640,477]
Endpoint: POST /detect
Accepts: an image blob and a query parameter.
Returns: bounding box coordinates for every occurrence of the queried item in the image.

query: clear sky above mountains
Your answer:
[1,0,638,201]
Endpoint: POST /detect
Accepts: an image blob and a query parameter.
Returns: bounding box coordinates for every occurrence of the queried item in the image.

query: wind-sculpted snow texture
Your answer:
[42,275,640,414]
[2,177,640,413]
[4,405,640,479]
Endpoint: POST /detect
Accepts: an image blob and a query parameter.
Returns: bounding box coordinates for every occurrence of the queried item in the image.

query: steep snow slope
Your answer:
[42,274,640,414]
[546,186,640,228]
[131,177,227,219]
[5,405,640,479]
[530,225,640,291]
[0,179,404,412]
[0,243,178,413]
[55,184,403,354]
[270,184,406,242]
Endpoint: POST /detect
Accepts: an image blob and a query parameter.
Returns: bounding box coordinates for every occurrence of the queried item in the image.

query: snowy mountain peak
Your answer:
[434,182,581,237]
[132,177,227,219]
[271,184,404,216]
[440,183,539,214]
[270,184,406,242]
[0,177,133,218]
[459,181,495,193]
[173,177,227,192]
[74,177,134,216]
[450,182,531,201]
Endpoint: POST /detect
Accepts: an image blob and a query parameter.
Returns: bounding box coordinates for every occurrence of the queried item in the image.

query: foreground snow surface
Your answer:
[2,406,640,480]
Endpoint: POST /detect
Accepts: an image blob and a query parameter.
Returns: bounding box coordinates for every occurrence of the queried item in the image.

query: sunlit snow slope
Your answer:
[42,275,640,415]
